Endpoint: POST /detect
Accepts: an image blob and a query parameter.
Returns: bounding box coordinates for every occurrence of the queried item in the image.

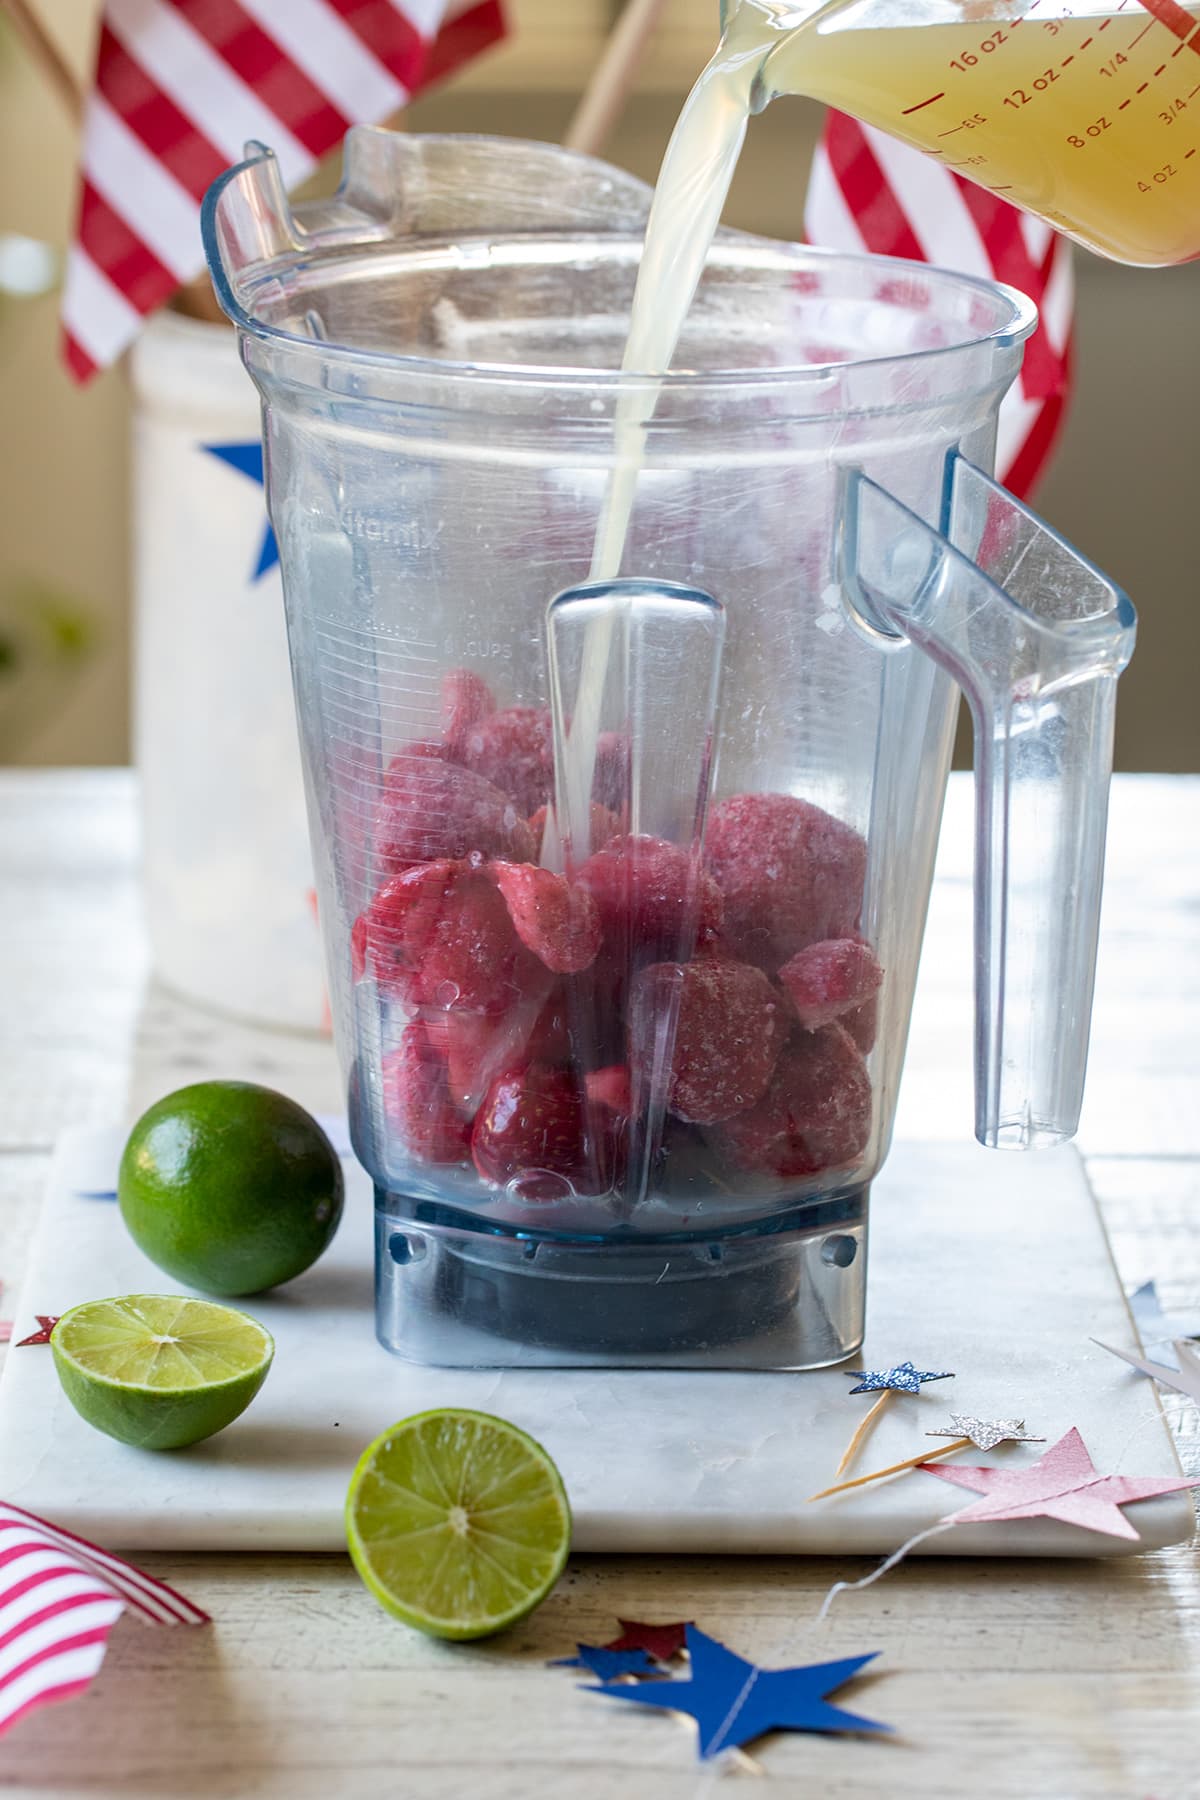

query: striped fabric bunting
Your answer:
[806,112,1073,499]
[0,1502,208,1738]
[62,0,507,380]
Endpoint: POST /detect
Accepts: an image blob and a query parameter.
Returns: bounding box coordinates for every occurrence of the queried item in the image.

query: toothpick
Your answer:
[0,0,84,126]
[834,1389,892,1476]
[564,0,672,156]
[808,1437,973,1502]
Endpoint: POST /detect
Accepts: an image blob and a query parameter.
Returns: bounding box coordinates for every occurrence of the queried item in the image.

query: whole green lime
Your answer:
[118,1081,344,1296]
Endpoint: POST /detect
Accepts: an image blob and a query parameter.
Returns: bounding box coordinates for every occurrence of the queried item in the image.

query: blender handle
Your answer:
[840,452,1136,1150]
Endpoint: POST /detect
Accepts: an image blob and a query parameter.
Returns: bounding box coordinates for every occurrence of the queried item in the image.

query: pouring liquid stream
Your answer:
[552,0,1198,863]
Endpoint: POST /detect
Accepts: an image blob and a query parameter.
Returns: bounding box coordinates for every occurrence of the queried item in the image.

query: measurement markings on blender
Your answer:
[902,92,945,113]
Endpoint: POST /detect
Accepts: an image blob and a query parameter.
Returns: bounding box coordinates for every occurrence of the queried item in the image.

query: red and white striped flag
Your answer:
[806,112,1072,499]
[63,0,507,381]
[0,1501,208,1737]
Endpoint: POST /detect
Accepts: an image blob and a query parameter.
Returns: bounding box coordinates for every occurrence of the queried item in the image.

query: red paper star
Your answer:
[16,1315,59,1347]
[922,1427,1200,1540]
[604,1619,691,1661]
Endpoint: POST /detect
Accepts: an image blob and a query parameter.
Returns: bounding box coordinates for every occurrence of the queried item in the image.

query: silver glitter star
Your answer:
[926,1414,1045,1452]
[846,1361,954,1395]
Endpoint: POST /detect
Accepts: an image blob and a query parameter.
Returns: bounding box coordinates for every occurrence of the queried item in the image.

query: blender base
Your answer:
[374,1190,867,1369]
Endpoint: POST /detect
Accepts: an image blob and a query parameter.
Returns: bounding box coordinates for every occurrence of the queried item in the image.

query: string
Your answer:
[816,1519,959,1621]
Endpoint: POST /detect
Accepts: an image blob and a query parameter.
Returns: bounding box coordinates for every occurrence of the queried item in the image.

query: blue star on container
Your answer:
[586,1625,890,1760]
[550,1644,660,1681]
[847,1361,954,1395]
[202,440,278,580]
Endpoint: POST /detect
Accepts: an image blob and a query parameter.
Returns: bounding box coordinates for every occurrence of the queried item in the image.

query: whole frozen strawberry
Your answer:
[577,834,723,963]
[458,705,554,816]
[778,937,883,1032]
[373,751,534,875]
[630,958,786,1124]
[471,1063,599,1197]
[705,793,867,973]
[382,1022,470,1164]
[711,1022,872,1180]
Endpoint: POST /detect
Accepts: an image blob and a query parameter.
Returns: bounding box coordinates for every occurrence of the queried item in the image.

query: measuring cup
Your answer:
[724,0,1200,264]
[203,131,1134,1368]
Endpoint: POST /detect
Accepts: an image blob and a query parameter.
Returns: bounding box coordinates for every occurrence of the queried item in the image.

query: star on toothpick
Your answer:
[834,1360,955,1477]
[847,1361,953,1395]
[922,1426,1200,1540]
[586,1625,890,1759]
[926,1415,1045,1452]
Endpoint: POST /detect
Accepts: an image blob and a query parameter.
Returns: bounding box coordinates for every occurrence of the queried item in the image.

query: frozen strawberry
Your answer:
[843,995,878,1054]
[586,1064,632,1117]
[488,861,602,974]
[577,834,723,963]
[471,1063,597,1197]
[630,958,786,1124]
[528,802,621,861]
[705,793,867,972]
[351,911,369,981]
[440,668,495,758]
[354,860,459,998]
[778,938,883,1031]
[592,730,631,813]
[434,981,571,1109]
[382,1022,470,1164]
[458,705,554,815]
[358,861,550,1014]
[711,1023,872,1180]
[374,752,534,875]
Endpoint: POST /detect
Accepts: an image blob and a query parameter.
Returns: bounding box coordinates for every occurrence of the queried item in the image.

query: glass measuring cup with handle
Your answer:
[723,0,1200,264]
[204,132,1134,1368]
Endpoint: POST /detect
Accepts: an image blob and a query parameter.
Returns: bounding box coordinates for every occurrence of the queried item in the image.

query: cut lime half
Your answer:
[345,1409,572,1640]
[51,1294,274,1450]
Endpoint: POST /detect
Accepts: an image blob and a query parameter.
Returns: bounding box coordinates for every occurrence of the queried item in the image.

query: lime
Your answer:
[118,1081,343,1296]
[51,1294,274,1450]
[345,1409,572,1640]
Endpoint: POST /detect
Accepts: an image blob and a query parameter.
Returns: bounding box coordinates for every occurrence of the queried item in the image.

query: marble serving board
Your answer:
[0,1128,1190,1557]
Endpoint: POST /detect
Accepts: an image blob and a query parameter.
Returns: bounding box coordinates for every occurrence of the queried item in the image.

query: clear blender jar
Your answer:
[203,131,1134,1368]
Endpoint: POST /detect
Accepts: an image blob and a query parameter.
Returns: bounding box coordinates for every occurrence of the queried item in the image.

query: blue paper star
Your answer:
[586,1625,890,1759]
[202,440,278,580]
[550,1644,659,1681]
[847,1360,953,1395]
[1128,1281,1200,1369]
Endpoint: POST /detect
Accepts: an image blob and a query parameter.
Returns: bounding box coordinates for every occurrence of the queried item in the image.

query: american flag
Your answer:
[0,1501,207,1737]
[805,112,1073,499]
[63,0,507,380]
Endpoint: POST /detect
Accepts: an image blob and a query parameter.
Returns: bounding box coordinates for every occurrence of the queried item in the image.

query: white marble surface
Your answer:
[0,1126,1188,1558]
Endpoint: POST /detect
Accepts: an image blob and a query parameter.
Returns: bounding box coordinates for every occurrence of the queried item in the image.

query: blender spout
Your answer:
[840,453,1136,1150]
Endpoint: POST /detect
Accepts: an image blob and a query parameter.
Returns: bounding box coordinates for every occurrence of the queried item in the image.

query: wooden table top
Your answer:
[0,769,1196,1799]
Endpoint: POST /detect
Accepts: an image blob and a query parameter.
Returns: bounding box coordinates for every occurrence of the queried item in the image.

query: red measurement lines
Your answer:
[902,92,945,114]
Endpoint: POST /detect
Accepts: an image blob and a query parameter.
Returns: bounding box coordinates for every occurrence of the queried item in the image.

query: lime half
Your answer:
[345,1409,572,1640]
[51,1294,274,1450]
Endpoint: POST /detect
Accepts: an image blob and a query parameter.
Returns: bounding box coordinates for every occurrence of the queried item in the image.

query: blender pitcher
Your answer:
[203,130,1134,1370]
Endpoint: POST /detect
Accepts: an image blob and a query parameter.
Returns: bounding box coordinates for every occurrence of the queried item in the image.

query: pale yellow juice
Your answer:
[779,2,1200,266]
[564,0,1191,856]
